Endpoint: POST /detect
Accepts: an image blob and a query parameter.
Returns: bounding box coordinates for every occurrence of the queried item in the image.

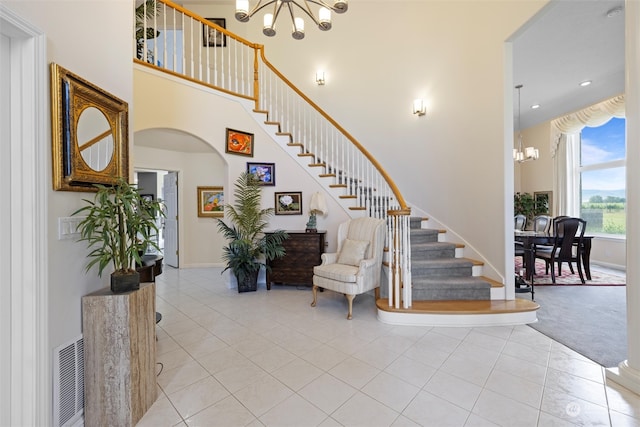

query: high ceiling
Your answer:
[512,0,625,130]
[134,0,626,152]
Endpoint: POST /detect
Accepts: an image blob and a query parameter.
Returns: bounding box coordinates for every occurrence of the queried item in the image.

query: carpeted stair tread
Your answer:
[403,217,494,302]
[411,258,473,277]
[411,242,456,260]
[410,228,440,244]
[412,277,491,300]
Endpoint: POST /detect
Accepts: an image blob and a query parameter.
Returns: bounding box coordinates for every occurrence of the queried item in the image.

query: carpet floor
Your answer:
[515,258,626,285]
[517,265,627,367]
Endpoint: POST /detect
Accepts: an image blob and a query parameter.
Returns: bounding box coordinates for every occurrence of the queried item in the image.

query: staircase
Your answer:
[135,1,539,326]
[378,217,539,326]
[381,217,493,301]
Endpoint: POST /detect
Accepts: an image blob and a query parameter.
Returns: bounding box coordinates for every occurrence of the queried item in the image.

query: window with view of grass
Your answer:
[579,117,626,235]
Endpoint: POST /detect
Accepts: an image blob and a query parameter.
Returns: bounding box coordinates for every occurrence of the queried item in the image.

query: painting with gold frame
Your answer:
[51,63,129,191]
[197,186,224,217]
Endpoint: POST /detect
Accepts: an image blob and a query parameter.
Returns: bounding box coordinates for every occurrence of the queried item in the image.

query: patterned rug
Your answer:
[514,258,626,286]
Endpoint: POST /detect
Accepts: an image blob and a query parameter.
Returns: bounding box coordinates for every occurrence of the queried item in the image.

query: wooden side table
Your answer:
[266,230,326,289]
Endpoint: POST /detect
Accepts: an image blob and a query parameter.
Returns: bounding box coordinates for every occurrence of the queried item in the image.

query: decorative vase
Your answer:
[236,270,259,293]
[111,271,140,293]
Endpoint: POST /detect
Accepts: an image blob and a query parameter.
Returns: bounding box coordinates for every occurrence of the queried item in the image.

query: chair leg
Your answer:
[311,285,318,307]
[345,294,354,320]
[550,260,557,284]
[577,260,586,284]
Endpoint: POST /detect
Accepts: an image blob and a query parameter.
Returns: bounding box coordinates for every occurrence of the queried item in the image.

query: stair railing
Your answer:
[134,0,413,309]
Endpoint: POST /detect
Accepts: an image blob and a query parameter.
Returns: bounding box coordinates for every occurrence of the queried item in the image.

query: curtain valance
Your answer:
[551,94,625,157]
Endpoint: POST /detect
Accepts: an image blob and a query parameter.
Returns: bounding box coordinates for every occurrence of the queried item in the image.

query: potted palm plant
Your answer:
[135,0,161,62]
[217,172,288,292]
[73,177,165,293]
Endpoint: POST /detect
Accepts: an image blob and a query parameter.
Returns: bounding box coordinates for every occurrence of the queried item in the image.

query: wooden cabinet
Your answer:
[266,231,326,289]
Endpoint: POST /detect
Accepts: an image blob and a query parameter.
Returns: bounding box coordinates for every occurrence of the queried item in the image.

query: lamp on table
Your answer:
[306,192,328,233]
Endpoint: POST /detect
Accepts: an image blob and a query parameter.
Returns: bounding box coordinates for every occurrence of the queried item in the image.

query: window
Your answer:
[579,117,626,235]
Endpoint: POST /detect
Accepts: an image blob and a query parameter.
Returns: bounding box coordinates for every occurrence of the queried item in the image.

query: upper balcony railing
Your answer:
[135,0,413,309]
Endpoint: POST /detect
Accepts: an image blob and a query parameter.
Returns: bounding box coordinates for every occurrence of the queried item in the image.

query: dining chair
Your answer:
[514,214,527,231]
[535,217,587,284]
[532,215,552,233]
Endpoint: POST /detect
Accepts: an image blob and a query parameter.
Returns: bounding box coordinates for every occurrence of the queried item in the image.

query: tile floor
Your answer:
[138,266,640,427]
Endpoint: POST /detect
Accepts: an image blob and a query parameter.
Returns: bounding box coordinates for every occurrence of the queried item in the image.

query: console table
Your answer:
[266,231,326,289]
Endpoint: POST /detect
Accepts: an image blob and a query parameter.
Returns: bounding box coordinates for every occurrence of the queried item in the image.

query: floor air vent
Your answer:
[53,335,84,427]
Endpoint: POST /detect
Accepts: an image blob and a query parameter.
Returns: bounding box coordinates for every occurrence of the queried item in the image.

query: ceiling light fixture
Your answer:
[513,84,539,163]
[579,80,592,87]
[530,104,540,109]
[235,0,348,40]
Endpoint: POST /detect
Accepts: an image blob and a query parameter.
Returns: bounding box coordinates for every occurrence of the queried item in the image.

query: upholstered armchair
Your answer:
[311,217,386,320]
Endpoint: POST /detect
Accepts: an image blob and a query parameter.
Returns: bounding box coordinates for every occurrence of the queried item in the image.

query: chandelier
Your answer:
[513,84,539,163]
[235,0,348,40]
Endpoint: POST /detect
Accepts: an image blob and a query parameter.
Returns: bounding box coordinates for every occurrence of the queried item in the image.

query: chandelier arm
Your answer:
[306,0,344,12]
[271,1,285,25]
[246,0,275,19]
[290,1,322,26]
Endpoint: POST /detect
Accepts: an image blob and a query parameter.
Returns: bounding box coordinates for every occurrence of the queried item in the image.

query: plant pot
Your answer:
[236,270,259,293]
[111,271,140,294]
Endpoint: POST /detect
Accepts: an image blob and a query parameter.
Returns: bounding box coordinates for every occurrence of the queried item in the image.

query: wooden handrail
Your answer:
[258,49,409,212]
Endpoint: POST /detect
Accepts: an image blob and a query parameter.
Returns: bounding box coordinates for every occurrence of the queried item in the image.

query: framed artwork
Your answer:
[197,186,224,217]
[275,192,302,215]
[203,18,226,47]
[225,128,254,157]
[50,63,129,192]
[534,191,552,214]
[247,162,275,186]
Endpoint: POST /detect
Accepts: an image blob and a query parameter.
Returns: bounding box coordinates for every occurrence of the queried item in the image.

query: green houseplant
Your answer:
[73,178,165,293]
[135,0,161,62]
[514,191,549,226]
[217,172,288,292]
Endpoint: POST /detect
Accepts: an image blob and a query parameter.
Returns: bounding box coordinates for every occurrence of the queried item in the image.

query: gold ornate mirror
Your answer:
[51,63,129,191]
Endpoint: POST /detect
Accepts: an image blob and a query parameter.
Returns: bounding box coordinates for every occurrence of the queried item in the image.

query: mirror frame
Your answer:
[51,63,129,191]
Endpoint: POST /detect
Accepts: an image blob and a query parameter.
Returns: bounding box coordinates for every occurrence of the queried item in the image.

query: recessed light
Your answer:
[579,80,592,87]
[530,104,540,109]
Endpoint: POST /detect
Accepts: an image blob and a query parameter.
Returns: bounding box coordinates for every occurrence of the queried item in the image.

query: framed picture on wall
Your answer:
[275,192,302,215]
[534,191,552,214]
[247,162,275,186]
[197,186,224,217]
[203,18,226,47]
[225,128,254,157]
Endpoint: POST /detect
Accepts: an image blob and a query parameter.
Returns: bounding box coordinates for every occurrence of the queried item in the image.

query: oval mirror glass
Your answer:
[76,106,114,172]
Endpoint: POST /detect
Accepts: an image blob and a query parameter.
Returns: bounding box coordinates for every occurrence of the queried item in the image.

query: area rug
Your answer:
[522,285,628,367]
[514,258,626,285]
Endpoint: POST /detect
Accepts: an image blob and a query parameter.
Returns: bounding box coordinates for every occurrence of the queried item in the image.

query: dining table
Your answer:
[514,230,593,281]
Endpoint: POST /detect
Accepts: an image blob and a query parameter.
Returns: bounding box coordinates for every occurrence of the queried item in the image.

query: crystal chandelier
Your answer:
[235,0,348,40]
[513,84,539,163]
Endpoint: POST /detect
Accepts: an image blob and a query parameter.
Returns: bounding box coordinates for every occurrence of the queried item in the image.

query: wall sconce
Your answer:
[412,99,426,116]
[315,70,325,85]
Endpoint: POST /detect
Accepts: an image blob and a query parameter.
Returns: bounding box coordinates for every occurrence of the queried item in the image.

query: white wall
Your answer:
[3,0,134,358]
[2,1,133,423]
